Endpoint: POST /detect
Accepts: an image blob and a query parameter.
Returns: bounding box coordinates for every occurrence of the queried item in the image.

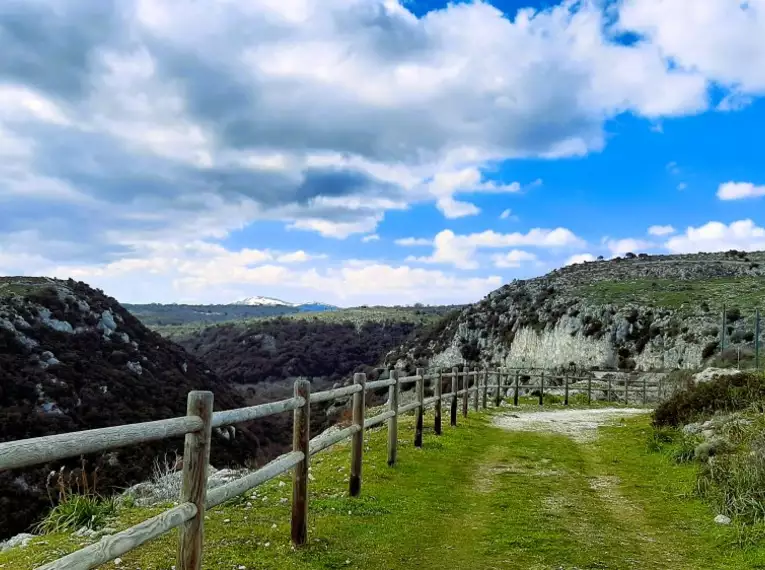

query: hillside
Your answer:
[391,250,765,373]
[123,302,306,326]
[0,278,293,539]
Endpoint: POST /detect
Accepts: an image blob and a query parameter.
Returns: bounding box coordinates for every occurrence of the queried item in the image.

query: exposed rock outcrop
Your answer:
[390,250,765,373]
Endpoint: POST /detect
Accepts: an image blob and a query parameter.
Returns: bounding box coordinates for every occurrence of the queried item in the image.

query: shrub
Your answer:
[702,341,719,359]
[727,307,742,322]
[697,452,765,525]
[653,372,765,427]
[36,494,116,534]
[645,426,702,463]
[35,465,116,534]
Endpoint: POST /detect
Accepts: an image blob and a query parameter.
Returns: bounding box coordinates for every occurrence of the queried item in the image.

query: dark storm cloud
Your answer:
[0,1,124,100]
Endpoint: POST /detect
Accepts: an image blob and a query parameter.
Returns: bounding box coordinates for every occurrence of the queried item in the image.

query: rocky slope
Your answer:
[390,250,765,373]
[0,277,289,539]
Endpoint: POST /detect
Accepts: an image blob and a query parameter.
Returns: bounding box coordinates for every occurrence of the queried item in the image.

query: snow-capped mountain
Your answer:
[231,296,295,307]
[230,297,338,311]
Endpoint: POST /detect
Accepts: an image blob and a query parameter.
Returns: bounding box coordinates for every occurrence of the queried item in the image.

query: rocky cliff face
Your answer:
[391,251,765,373]
[0,277,283,539]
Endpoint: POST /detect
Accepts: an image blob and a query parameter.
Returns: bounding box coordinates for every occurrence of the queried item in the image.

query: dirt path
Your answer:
[492,407,650,442]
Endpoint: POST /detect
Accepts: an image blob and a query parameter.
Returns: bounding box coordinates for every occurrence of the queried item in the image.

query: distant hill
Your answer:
[154,305,464,404]
[124,299,338,326]
[389,250,765,373]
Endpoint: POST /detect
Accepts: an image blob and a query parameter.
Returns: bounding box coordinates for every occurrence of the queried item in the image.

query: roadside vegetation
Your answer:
[649,370,765,546]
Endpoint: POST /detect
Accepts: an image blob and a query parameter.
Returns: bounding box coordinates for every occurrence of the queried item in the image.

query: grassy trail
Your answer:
[4,406,765,569]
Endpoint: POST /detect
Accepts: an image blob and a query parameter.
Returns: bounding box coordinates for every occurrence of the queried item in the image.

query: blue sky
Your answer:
[1,0,764,306]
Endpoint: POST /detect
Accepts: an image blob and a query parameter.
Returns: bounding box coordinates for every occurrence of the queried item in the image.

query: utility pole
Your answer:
[756,308,761,371]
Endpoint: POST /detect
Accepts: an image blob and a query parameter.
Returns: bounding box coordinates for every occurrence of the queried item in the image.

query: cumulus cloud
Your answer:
[395,237,433,247]
[2,0,765,301]
[499,209,518,221]
[492,250,538,268]
[647,225,676,236]
[565,253,597,266]
[0,241,500,305]
[409,227,584,269]
[717,182,765,201]
[361,234,380,243]
[606,238,653,257]
[664,220,765,253]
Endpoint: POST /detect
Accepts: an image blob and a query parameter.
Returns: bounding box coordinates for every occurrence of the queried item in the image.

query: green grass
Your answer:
[4,406,765,569]
[579,277,765,314]
[34,495,117,535]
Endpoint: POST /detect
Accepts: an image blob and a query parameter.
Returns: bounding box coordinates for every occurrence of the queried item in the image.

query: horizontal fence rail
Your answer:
[0,367,664,570]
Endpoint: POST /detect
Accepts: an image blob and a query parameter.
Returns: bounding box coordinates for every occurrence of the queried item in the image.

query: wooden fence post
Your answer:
[495,370,502,407]
[473,368,480,412]
[608,377,612,402]
[434,369,442,435]
[415,367,425,448]
[177,391,214,570]
[387,369,399,466]
[349,372,365,497]
[624,377,629,405]
[451,367,459,426]
[587,376,592,405]
[291,379,310,546]
[462,368,469,418]
[539,372,545,406]
[642,376,647,406]
[564,375,569,406]
[482,369,488,409]
[658,377,663,402]
[513,371,520,407]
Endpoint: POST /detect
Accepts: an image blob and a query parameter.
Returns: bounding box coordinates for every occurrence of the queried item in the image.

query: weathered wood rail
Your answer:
[0,368,663,570]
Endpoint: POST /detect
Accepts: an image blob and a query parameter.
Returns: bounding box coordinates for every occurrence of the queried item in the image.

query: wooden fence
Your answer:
[0,368,662,570]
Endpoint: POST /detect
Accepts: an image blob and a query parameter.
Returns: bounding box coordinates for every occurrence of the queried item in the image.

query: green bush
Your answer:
[698,452,765,525]
[35,494,116,534]
[645,426,702,463]
[653,372,765,427]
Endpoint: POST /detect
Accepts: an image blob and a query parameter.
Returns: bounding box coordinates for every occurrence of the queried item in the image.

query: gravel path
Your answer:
[493,407,650,442]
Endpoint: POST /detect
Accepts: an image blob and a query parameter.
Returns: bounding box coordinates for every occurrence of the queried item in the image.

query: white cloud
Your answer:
[276,250,323,263]
[499,209,516,220]
[2,0,765,302]
[410,227,584,269]
[677,182,687,191]
[15,240,501,305]
[361,234,380,243]
[606,238,653,257]
[492,250,538,268]
[647,225,676,236]
[618,0,765,97]
[717,182,765,201]
[565,253,596,266]
[395,237,433,247]
[666,161,681,175]
[664,219,765,253]
[436,197,482,219]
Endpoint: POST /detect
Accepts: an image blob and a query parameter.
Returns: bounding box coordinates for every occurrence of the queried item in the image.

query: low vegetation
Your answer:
[653,371,765,426]
[580,277,765,314]
[648,370,765,545]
